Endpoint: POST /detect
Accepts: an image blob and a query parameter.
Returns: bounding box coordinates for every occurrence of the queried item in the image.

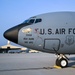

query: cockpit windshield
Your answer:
[23,20,29,24]
[22,18,42,25]
[23,19,35,24]
[28,19,35,24]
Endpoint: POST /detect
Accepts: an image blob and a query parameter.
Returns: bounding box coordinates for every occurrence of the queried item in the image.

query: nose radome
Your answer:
[4,26,18,44]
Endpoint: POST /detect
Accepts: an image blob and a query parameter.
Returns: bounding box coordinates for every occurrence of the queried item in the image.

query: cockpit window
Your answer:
[23,20,29,23]
[35,19,42,23]
[23,19,35,24]
[22,18,42,25]
[28,19,35,24]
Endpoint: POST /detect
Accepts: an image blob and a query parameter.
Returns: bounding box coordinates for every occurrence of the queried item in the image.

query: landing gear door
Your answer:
[44,39,60,51]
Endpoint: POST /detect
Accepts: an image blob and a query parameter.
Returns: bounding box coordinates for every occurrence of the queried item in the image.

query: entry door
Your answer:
[44,39,60,51]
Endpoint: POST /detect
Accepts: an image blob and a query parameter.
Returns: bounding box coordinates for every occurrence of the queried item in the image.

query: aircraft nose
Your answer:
[4,26,18,44]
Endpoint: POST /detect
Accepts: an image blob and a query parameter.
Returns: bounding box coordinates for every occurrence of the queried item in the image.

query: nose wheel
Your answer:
[56,54,68,68]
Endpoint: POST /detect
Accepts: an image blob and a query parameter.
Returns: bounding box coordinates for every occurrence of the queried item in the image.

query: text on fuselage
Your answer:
[35,28,75,35]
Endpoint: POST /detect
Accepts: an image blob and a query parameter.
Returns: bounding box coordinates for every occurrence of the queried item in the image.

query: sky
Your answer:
[0,0,75,46]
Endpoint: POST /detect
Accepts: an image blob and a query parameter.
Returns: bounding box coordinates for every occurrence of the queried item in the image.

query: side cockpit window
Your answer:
[35,19,42,23]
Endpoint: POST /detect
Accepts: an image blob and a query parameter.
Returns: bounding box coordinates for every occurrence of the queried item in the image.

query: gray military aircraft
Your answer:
[3,11,75,68]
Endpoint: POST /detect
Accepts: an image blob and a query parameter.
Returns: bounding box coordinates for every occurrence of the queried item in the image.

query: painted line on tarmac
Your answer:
[0,66,58,72]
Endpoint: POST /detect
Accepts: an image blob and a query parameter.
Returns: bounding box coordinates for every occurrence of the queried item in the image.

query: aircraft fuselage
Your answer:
[4,12,75,54]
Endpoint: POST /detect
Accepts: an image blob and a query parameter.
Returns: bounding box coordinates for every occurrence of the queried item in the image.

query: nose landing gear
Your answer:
[56,54,68,68]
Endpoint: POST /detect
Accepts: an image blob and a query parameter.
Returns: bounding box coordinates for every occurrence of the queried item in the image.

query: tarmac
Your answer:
[0,52,75,75]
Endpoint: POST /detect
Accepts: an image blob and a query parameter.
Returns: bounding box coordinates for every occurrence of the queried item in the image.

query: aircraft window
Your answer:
[35,19,42,23]
[23,20,29,23]
[28,19,35,24]
[23,19,35,24]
